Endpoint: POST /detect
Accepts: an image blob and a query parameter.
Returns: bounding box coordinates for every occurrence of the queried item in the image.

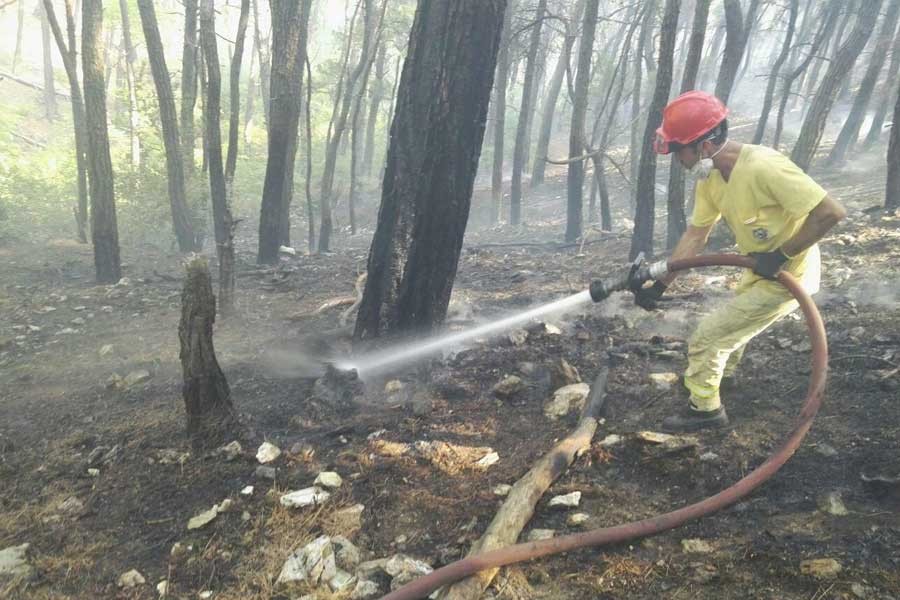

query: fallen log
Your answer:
[0,70,71,99]
[438,368,609,600]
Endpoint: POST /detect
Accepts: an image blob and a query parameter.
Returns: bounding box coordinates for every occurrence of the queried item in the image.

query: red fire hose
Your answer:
[382,254,828,600]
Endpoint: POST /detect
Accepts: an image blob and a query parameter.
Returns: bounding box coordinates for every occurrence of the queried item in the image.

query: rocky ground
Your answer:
[1,158,899,599]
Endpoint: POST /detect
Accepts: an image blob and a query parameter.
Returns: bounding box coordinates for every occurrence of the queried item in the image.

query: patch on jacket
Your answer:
[752,227,769,241]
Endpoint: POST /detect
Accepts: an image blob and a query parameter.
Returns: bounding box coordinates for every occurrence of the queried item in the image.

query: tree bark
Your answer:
[363,44,387,177]
[631,0,681,261]
[304,57,316,253]
[887,85,900,211]
[137,0,199,252]
[42,0,89,244]
[118,0,140,167]
[791,0,882,172]
[225,0,251,183]
[181,0,199,176]
[714,0,759,104]
[863,21,900,149]
[39,1,58,120]
[179,258,238,450]
[256,0,313,264]
[490,0,515,224]
[354,0,506,342]
[667,0,710,250]
[252,0,271,128]
[698,14,725,91]
[566,0,600,243]
[799,3,850,115]
[629,1,656,189]
[827,0,900,165]
[82,0,121,284]
[13,0,25,74]
[753,0,798,145]
[509,0,548,225]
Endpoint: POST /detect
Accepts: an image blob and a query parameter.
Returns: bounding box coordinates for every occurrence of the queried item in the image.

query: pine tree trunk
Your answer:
[753,0,798,145]
[863,22,900,149]
[490,0,514,225]
[791,0,882,172]
[225,0,250,183]
[181,0,199,176]
[304,57,316,253]
[257,0,313,264]
[244,35,257,146]
[179,258,238,450]
[137,0,198,252]
[82,0,121,284]
[252,0,271,128]
[39,1,58,120]
[509,0,547,225]
[698,15,726,91]
[667,0,710,250]
[827,0,900,165]
[566,0,600,243]
[13,0,25,74]
[354,0,507,342]
[363,44,387,177]
[118,0,140,167]
[629,1,656,189]
[714,0,759,104]
[798,3,848,114]
[887,85,900,211]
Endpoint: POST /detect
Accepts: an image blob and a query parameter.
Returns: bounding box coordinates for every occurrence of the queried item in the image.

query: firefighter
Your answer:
[643,90,846,432]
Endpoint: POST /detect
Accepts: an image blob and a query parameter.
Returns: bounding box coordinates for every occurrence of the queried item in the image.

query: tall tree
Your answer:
[252,0,271,127]
[714,0,760,104]
[791,0,883,172]
[887,84,900,211]
[354,0,507,341]
[256,0,313,264]
[490,0,515,224]
[827,0,900,165]
[181,0,199,176]
[363,45,388,177]
[42,0,89,243]
[566,0,600,243]
[630,0,681,260]
[13,0,25,74]
[137,0,199,252]
[225,0,251,184]
[82,0,121,283]
[509,0,548,225]
[118,0,141,167]
[629,1,657,188]
[863,21,900,149]
[39,1,58,120]
[667,0,711,249]
[752,0,798,145]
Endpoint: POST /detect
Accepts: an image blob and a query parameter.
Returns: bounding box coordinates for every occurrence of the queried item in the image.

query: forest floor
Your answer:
[1,155,900,600]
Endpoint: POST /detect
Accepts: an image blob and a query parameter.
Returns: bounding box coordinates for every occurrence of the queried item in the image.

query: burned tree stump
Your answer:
[179,258,239,449]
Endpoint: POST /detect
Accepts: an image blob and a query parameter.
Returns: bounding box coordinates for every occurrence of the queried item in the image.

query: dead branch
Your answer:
[339,272,367,327]
[287,272,368,322]
[10,131,46,149]
[0,71,71,99]
[438,369,609,600]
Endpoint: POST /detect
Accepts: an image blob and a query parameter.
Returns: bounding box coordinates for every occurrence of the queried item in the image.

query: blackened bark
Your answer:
[181,0,199,176]
[799,3,849,114]
[888,84,900,210]
[714,0,759,104]
[82,0,121,283]
[179,258,238,450]
[39,1,58,120]
[629,1,656,188]
[863,22,900,149]
[510,0,548,225]
[827,0,900,165]
[490,0,514,224]
[354,0,506,342]
[791,0,882,172]
[257,0,312,264]
[630,0,681,261]
[225,0,251,183]
[304,57,316,252]
[667,0,710,249]
[137,0,198,252]
[566,0,600,243]
[753,0,798,145]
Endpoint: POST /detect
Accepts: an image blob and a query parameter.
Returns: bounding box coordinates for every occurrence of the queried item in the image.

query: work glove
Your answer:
[748,248,790,280]
[633,280,667,310]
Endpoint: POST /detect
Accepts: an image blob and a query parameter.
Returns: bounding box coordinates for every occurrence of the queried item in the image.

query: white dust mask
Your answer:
[688,140,727,180]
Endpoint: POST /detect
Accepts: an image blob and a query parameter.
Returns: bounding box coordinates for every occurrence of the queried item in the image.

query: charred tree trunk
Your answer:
[827,0,900,165]
[490,0,514,224]
[566,0,600,243]
[863,23,900,149]
[181,0,199,176]
[137,0,199,252]
[753,0,798,145]
[667,0,710,249]
[699,15,725,91]
[82,0,121,283]
[363,44,387,177]
[714,0,759,104]
[252,0,271,128]
[354,0,506,342]
[799,4,850,114]
[225,0,251,184]
[119,0,140,167]
[509,0,547,225]
[304,57,316,253]
[179,258,238,450]
[257,0,313,264]
[244,34,257,146]
[791,0,882,172]
[629,1,656,189]
[631,0,681,260]
[42,0,89,244]
[888,86,900,211]
[39,1,58,120]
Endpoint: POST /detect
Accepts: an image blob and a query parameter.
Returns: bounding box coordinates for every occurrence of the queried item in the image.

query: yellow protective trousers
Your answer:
[683,279,800,412]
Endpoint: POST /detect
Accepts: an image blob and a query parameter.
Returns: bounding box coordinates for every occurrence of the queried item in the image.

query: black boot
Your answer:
[662,405,729,433]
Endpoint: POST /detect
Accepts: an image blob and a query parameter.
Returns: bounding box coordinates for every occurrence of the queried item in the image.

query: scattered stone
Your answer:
[508,329,529,346]
[57,327,77,335]
[567,513,590,527]
[544,383,590,419]
[87,468,100,477]
[548,491,581,509]
[0,543,32,579]
[187,506,219,530]
[315,471,343,489]
[699,452,719,462]
[851,583,870,598]
[493,484,512,497]
[800,558,842,579]
[814,443,839,458]
[351,579,381,599]
[637,431,699,453]
[170,543,188,560]
[329,568,356,592]
[818,492,849,516]
[241,511,251,522]
[119,369,151,389]
[681,539,714,554]
[115,277,132,287]
[57,496,84,516]
[156,580,168,596]
[332,536,361,571]
[492,375,525,399]
[156,449,190,465]
[277,536,336,585]
[550,358,581,388]
[217,441,242,462]
[385,554,433,590]
[117,569,146,588]
[525,529,556,542]
[333,504,366,530]
[649,372,679,391]
[255,466,276,480]
[356,558,389,580]
[240,486,254,496]
[216,499,233,513]
[71,317,86,326]
[542,323,562,335]
[256,442,281,464]
[198,591,213,599]
[598,434,624,447]
[105,374,123,390]
[280,487,331,509]
[279,245,297,256]
[476,451,500,468]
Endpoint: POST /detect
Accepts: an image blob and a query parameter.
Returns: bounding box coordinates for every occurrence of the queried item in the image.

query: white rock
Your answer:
[333,504,365,528]
[649,372,679,391]
[567,513,590,526]
[507,330,529,346]
[256,442,281,464]
[351,579,381,599]
[332,536,361,571]
[476,451,500,468]
[543,323,563,335]
[818,492,849,516]
[216,499,233,513]
[681,539,713,554]
[87,468,100,477]
[71,317,86,326]
[315,471,343,489]
[157,580,168,596]
[278,245,297,256]
[277,536,337,585]
[526,529,556,542]
[240,486,254,496]
[217,441,242,462]
[280,487,331,509]
[598,434,624,447]
[57,328,77,335]
[544,383,590,419]
[386,554,433,590]
[198,591,213,599]
[122,369,151,388]
[187,506,219,530]
[548,491,581,509]
[241,511,251,522]
[493,484,512,497]
[800,558,842,579]
[329,568,356,591]
[117,569,146,588]
[0,543,32,578]
[699,452,720,462]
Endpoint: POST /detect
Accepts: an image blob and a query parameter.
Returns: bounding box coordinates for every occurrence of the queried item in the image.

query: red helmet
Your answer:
[654,90,729,155]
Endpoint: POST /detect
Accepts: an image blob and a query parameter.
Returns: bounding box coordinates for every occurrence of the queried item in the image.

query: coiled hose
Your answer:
[382,254,828,600]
